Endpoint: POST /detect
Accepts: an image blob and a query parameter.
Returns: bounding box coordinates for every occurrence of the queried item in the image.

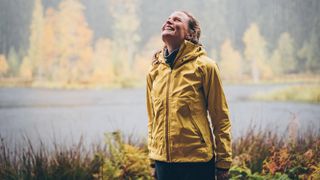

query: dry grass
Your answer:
[1,125,319,179]
[252,85,320,103]
[231,125,320,179]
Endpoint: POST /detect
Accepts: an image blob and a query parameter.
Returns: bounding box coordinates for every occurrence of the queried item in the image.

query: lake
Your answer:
[0,85,319,147]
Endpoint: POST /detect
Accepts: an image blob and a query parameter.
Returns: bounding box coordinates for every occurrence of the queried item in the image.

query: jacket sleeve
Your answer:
[202,62,232,169]
[146,74,154,150]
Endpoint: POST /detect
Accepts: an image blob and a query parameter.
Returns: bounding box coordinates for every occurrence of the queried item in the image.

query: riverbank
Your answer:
[1,74,319,89]
[252,85,320,104]
[0,127,319,179]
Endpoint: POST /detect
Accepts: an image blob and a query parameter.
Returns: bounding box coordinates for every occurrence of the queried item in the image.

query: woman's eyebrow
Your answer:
[172,16,182,21]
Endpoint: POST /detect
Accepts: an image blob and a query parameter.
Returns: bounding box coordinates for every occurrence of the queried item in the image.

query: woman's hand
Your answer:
[216,168,229,180]
[151,167,157,179]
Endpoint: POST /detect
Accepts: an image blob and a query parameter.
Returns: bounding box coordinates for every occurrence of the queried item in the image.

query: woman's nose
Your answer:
[166,19,173,24]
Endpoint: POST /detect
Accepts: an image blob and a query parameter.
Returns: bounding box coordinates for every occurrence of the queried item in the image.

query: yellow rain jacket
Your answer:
[146,40,232,169]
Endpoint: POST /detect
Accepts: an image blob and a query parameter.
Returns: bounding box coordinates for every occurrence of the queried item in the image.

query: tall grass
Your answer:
[252,85,320,103]
[0,136,104,180]
[1,126,319,179]
[0,132,151,180]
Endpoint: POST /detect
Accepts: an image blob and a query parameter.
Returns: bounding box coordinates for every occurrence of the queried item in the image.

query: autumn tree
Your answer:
[7,47,20,77]
[210,49,219,62]
[133,35,163,81]
[91,38,114,84]
[49,0,94,83]
[298,31,320,73]
[0,55,9,77]
[20,0,44,79]
[109,0,140,83]
[243,23,272,82]
[219,39,243,80]
[40,8,57,80]
[271,32,297,74]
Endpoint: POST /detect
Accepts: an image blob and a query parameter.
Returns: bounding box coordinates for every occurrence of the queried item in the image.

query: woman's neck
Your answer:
[165,40,183,53]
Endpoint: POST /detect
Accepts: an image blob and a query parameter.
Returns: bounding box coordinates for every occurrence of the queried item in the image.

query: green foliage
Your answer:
[229,166,290,180]
[271,32,297,74]
[287,166,308,179]
[101,131,152,180]
[229,166,252,179]
[7,47,20,76]
[298,31,320,73]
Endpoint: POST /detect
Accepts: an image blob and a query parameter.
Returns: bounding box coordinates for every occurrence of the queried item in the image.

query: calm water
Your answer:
[0,85,319,146]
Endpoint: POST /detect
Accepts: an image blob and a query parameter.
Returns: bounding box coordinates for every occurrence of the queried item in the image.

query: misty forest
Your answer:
[1,1,320,179]
[0,0,319,88]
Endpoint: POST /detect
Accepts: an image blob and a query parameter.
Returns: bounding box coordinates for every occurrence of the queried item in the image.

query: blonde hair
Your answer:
[181,11,201,45]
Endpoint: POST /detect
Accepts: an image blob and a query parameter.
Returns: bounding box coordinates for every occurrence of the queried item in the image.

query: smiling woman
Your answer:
[146,11,232,180]
[161,11,201,53]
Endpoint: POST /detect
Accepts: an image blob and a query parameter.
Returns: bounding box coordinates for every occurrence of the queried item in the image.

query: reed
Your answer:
[0,125,319,179]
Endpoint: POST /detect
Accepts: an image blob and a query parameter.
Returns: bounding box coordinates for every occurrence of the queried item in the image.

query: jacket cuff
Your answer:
[215,161,232,169]
[216,167,229,172]
[150,159,155,168]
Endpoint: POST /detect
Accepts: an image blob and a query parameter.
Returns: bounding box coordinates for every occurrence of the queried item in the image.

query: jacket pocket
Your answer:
[175,100,206,145]
[151,98,163,140]
[190,114,206,144]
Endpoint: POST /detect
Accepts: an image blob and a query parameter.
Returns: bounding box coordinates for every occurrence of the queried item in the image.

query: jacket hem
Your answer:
[149,152,214,163]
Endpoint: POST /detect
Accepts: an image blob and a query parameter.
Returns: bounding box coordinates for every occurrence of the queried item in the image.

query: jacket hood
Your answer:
[155,40,207,69]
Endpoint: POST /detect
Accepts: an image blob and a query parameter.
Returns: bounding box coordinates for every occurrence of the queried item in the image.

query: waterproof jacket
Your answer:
[146,40,232,169]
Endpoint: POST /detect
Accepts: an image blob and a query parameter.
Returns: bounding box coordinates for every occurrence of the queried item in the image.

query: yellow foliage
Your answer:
[122,144,152,178]
[109,0,140,39]
[26,0,44,74]
[253,85,320,103]
[232,153,252,168]
[133,54,150,80]
[310,164,320,179]
[42,8,57,74]
[271,32,297,74]
[220,39,243,80]
[0,54,9,76]
[243,23,267,62]
[91,39,114,84]
[243,23,273,82]
[19,57,33,79]
[107,0,141,87]
[133,35,163,81]
[210,48,218,62]
[101,132,152,179]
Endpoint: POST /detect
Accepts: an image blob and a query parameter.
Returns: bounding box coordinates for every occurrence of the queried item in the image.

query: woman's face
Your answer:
[161,11,190,44]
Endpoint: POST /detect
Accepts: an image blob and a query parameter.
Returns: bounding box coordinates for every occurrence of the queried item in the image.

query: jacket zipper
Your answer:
[190,116,205,144]
[165,69,172,161]
[164,51,184,161]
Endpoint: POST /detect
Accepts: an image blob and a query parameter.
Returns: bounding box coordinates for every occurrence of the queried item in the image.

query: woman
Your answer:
[146,11,232,180]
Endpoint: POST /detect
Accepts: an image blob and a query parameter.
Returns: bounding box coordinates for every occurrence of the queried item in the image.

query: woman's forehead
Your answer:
[169,11,189,21]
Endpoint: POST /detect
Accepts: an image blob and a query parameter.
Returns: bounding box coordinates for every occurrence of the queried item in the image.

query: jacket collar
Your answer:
[158,40,206,69]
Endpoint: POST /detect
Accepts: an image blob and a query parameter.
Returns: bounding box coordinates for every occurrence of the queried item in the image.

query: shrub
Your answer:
[100,131,152,180]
